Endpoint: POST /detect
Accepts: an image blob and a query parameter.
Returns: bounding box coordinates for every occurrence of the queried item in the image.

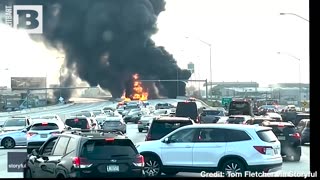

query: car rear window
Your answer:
[81,140,137,159]
[65,118,88,129]
[30,123,59,130]
[252,119,267,125]
[268,125,296,136]
[204,110,221,115]
[227,117,245,124]
[103,121,121,127]
[149,121,192,140]
[256,129,278,142]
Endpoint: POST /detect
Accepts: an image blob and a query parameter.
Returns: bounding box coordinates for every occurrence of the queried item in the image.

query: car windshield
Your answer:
[30,123,59,130]
[4,119,26,127]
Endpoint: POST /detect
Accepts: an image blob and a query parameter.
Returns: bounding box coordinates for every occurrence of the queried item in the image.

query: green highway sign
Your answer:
[222,97,232,106]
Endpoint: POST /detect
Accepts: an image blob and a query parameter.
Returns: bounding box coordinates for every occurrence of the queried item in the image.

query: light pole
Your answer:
[280,13,309,22]
[277,52,301,107]
[185,36,212,99]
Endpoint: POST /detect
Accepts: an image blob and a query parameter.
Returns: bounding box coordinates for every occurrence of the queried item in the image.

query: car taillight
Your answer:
[72,157,92,168]
[138,121,142,124]
[289,133,301,139]
[145,133,151,141]
[254,146,273,155]
[196,117,200,123]
[87,123,90,129]
[133,154,144,167]
[50,131,60,136]
[27,132,38,139]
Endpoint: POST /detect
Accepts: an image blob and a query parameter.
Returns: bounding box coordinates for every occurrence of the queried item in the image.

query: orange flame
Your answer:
[120,73,148,101]
[131,73,148,101]
[121,91,131,102]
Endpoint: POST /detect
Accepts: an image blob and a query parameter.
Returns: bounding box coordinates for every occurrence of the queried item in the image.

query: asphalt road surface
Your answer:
[0,99,311,178]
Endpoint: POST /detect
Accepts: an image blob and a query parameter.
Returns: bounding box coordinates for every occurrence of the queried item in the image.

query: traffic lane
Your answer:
[0,147,25,178]
[126,128,311,177]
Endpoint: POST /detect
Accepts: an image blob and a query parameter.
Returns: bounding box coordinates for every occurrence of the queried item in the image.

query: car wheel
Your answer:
[2,137,15,149]
[24,168,32,178]
[220,159,245,177]
[144,155,161,177]
[138,129,143,132]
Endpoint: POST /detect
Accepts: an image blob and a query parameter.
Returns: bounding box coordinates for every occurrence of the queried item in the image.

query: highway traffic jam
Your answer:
[0,97,310,178]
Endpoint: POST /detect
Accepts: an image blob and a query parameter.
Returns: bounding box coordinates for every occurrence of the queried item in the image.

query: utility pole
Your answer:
[205,79,208,100]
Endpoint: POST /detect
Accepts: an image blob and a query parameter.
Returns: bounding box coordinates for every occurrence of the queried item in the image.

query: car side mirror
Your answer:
[162,137,170,144]
[91,123,97,127]
[21,129,27,133]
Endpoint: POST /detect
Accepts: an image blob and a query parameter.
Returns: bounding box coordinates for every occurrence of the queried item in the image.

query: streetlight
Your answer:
[277,52,301,107]
[185,36,212,99]
[280,13,309,22]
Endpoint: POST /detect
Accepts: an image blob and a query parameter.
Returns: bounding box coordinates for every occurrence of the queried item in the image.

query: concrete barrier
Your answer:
[0,103,75,117]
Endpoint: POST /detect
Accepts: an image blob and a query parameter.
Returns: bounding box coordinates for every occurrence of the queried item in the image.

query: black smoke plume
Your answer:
[1,0,191,99]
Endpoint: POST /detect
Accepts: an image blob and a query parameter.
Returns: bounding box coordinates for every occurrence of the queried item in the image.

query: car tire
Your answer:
[144,155,162,177]
[24,168,32,178]
[220,159,246,177]
[138,129,143,132]
[2,137,15,149]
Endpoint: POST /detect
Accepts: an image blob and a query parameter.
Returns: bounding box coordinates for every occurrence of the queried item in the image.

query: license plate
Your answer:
[278,136,286,140]
[107,165,119,172]
[266,148,274,156]
[40,134,47,138]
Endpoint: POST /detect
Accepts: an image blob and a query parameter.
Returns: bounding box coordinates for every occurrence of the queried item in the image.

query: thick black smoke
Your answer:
[1,0,191,99]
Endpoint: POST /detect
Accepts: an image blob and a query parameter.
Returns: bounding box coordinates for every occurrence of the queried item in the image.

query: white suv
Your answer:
[136,124,282,177]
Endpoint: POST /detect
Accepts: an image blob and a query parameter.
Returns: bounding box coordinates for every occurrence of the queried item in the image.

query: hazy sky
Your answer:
[152,0,309,87]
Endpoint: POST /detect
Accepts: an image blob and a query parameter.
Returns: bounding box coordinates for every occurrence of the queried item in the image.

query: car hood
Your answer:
[2,126,25,132]
[135,140,159,151]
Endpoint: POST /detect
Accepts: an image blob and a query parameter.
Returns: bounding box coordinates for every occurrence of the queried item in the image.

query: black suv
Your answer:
[175,101,198,121]
[23,130,145,178]
[145,117,194,141]
[261,121,301,161]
